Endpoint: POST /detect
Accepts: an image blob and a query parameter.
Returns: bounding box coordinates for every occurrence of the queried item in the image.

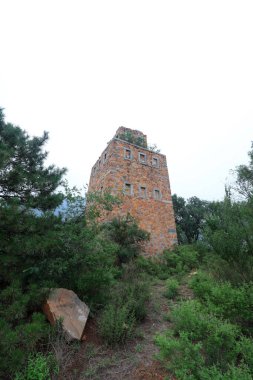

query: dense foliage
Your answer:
[0,108,66,210]
[172,195,210,244]
[103,214,150,263]
[0,110,149,379]
[155,142,253,379]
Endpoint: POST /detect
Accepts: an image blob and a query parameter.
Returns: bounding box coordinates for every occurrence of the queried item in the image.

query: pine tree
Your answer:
[0,108,66,210]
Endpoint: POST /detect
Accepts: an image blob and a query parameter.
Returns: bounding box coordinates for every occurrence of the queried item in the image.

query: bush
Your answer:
[199,364,252,380]
[204,254,253,285]
[103,215,150,264]
[164,278,179,299]
[14,353,58,380]
[171,300,215,340]
[189,271,214,300]
[204,197,253,284]
[163,245,199,276]
[190,272,253,333]
[156,297,245,378]
[74,234,119,309]
[98,303,135,345]
[0,313,49,379]
[156,327,252,379]
[136,256,169,280]
[155,332,204,380]
[98,262,150,344]
[237,336,253,373]
[204,321,240,369]
[123,281,149,321]
[119,261,150,320]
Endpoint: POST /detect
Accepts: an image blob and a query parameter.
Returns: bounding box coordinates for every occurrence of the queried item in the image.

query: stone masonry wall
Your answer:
[88,129,177,256]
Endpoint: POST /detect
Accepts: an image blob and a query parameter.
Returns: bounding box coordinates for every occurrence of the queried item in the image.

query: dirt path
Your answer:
[61,280,172,380]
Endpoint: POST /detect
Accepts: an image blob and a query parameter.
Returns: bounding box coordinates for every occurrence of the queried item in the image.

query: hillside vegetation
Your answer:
[1,108,253,379]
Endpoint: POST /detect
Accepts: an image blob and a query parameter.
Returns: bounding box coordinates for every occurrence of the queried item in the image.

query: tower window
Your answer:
[104,152,107,161]
[124,182,133,195]
[139,152,147,163]
[154,189,161,200]
[139,186,147,198]
[152,157,159,167]
[124,148,132,159]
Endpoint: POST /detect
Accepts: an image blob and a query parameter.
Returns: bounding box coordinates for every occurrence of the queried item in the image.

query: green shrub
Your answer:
[16,313,50,352]
[105,274,150,324]
[0,317,25,378]
[156,328,252,379]
[204,321,240,369]
[98,262,150,344]
[98,303,135,345]
[0,281,47,325]
[190,272,253,333]
[155,331,204,380]
[136,256,169,280]
[192,241,211,262]
[190,272,244,323]
[204,253,253,286]
[171,300,217,340]
[164,278,179,299]
[14,353,58,380]
[204,282,246,322]
[237,336,253,372]
[204,196,253,285]
[123,281,149,321]
[189,270,214,300]
[172,300,240,367]
[118,261,150,320]
[103,215,150,264]
[163,245,199,276]
[157,297,244,378]
[199,364,252,380]
[0,313,49,379]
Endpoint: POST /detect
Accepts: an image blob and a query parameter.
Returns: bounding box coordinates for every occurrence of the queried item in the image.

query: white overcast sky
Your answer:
[0,0,252,200]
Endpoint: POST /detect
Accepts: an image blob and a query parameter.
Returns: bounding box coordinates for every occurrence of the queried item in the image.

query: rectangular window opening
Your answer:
[124,148,132,159]
[154,189,161,200]
[124,182,132,195]
[139,152,146,163]
[152,157,159,167]
[139,186,147,198]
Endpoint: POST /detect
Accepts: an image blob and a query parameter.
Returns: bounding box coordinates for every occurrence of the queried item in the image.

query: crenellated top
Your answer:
[114,126,147,148]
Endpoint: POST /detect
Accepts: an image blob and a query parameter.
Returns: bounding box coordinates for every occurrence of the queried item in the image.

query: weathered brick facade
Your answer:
[88,127,177,255]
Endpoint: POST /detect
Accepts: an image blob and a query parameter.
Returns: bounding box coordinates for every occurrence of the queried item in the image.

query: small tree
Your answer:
[0,108,66,210]
[234,141,253,200]
[103,214,150,263]
[172,194,209,244]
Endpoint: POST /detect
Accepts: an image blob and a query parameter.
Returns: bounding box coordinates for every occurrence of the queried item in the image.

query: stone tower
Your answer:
[88,127,177,255]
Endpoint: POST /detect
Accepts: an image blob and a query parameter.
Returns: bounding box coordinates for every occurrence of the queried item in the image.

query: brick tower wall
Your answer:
[88,129,177,256]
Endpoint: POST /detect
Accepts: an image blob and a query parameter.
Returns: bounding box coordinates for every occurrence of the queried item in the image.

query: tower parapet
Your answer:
[115,126,148,148]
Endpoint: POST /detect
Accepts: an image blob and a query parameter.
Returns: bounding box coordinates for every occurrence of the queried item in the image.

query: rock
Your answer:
[43,288,90,340]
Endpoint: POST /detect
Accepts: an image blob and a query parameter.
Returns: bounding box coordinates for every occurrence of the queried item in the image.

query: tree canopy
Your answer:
[172,194,209,244]
[0,108,66,210]
[234,141,253,199]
